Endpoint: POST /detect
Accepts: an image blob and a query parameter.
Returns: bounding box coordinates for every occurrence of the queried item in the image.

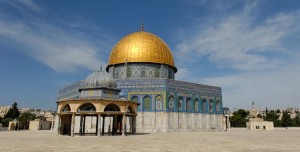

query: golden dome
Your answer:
[108,31,176,70]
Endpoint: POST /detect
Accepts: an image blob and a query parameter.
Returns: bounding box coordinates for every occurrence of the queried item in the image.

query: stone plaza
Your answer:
[1,129,300,151]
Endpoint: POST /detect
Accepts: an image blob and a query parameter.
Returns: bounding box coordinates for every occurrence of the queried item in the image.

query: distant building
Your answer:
[29,119,51,130]
[246,118,274,130]
[0,106,11,117]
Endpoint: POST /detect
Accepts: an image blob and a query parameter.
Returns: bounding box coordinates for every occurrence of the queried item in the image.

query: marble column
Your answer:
[97,114,101,137]
[132,116,136,134]
[57,115,61,135]
[122,114,126,136]
[71,113,75,137]
[102,116,105,135]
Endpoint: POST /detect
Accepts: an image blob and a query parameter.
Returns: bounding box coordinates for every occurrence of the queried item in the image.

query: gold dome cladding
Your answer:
[108,31,175,68]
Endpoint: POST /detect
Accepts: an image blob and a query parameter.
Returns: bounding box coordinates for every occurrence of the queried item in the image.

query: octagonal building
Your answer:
[57,27,224,133]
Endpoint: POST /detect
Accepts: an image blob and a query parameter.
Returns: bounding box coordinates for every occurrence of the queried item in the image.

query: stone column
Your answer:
[97,114,101,137]
[51,115,54,130]
[102,116,105,135]
[132,116,136,134]
[57,115,61,135]
[71,113,75,137]
[122,114,126,136]
[79,115,83,136]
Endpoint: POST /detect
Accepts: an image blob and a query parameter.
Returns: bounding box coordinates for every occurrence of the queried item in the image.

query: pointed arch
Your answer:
[127,105,135,114]
[77,103,96,112]
[209,99,214,112]
[186,98,191,112]
[178,97,183,112]
[131,96,139,102]
[143,95,151,111]
[216,100,221,112]
[62,104,71,112]
[168,96,175,112]
[202,99,207,112]
[194,99,199,112]
[104,103,120,112]
[155,95,163,111]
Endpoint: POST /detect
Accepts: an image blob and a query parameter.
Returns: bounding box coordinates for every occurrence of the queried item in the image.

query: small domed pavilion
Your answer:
[56,67,138,137]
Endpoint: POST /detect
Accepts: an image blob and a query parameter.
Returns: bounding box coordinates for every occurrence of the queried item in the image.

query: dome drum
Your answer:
[108,63,175,79]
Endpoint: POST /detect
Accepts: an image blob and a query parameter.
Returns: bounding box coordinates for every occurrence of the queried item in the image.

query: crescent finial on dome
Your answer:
[140,20,144,32]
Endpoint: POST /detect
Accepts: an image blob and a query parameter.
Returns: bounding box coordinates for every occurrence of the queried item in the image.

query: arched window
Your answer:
[168,96,174,112]
[186,98,191,112]
[62,104,71,112]
[131,96,139,102]
[104,103,120,112]
[178,97,183,112]
[143,96,151,111]
[194,99,199,112]
[209,100,214,112]
[78,103,96,112]
[156,95,163,111]
[202,99,207,112]
[216,100,221,112]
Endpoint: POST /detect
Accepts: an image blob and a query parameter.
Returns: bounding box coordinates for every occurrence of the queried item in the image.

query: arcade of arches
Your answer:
[57,99,138,137]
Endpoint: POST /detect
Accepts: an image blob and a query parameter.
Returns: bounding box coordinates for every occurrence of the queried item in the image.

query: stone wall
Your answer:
[29,120,51,130]
[136,112,223,132]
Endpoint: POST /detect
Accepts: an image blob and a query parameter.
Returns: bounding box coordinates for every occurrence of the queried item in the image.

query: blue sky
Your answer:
[0,0,300,111]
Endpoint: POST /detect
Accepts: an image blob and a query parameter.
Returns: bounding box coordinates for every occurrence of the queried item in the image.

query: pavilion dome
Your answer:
[107,30,176,71]
[83,68,117,89]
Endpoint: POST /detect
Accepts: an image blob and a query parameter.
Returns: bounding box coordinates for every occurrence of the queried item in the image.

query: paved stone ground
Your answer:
[0,129,300,152]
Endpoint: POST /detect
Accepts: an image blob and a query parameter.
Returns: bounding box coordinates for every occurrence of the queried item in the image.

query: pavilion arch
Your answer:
[168,96,175,112]
[202,99,207,112]
[61,104,71,112]
[127,105,136,114]
[194,99,199,113]
[104,103,121,112]
[186,98,191,112]
[77,102,96,112]
[143,95,152,111]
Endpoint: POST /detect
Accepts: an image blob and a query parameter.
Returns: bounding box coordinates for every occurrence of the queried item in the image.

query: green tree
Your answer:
[36,115,46,121]
[266,110,281,127]
[18,112,36,129]
[230,109,249,127]
[294,115,300,127]
[1,118,12,127]
[281,111,295,127]
[4,102,20,119]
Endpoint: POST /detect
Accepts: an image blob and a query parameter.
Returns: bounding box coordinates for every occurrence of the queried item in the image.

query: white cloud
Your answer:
[175,3,299,71]
[202,61,300,109]
[16,0,41,12]
[174,2,300,109]
[0,18,109,72]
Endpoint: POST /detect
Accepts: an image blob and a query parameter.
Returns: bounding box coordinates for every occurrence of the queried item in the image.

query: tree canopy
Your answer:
[4,102,20,119]
[230,109,249,127]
